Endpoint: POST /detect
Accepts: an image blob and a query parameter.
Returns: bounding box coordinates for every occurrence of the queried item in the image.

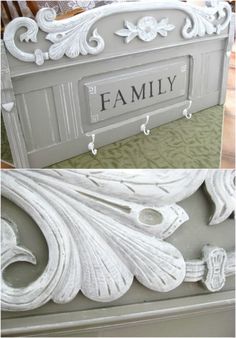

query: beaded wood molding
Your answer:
[3,0,231,65]
[1,169,235,312]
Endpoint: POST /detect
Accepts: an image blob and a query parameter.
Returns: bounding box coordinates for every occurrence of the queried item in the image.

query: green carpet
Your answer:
[1,105,223,168]
[1,117,13,165]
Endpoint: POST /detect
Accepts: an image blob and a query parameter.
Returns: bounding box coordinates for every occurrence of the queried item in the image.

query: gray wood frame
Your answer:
[2,291,235,337]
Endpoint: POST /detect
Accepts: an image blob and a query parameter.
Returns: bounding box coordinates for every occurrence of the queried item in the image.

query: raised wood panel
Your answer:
[53,82,81,142]
[16,88,61,151]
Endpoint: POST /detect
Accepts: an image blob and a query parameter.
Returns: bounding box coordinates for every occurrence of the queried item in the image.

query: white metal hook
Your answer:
[183,100,192,119]
[140,115,150,136]
[88,134,97,156]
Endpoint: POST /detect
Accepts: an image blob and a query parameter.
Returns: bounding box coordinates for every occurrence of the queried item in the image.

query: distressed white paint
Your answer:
[3,1,231,65]
[185,246,235,291]
[1,170,235,311]
[116,17,175,43]
[205,170,235,225]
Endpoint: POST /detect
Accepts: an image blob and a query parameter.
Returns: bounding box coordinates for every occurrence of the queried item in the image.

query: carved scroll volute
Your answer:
[3,1,232,65]
[1,169,235,312]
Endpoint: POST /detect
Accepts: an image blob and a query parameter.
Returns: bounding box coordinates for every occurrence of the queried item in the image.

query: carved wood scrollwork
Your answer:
[3,1,232,65]
[1,169,235,311]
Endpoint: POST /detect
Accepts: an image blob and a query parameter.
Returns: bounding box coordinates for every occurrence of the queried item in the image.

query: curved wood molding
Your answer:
[3,1,232,65]
[1,169,235,312]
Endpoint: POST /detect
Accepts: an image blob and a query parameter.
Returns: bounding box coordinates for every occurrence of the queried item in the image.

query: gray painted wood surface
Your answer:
[1,1,234,167]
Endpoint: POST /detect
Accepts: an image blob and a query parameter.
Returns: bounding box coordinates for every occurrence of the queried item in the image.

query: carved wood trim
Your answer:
[1,169,235,311]
[1,42,30,168]
[3,1,232,65]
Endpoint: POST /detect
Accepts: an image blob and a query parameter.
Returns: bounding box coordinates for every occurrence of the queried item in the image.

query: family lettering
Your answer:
[100,75,177,112]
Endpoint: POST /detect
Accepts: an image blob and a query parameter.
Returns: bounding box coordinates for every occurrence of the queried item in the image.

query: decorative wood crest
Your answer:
[1,169,235,312]
[3,1,231,65]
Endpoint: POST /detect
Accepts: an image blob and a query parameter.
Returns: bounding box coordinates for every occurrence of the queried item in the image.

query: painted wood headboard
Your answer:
[1,169,235,336]
[1,1,234,168]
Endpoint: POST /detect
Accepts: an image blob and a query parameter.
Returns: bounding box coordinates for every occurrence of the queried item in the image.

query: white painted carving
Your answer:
[3,1,231,65]
[115,17,175,43]
[1,219,36,270]
[1,102,15,112]
[3,17,49,65]
[182,2,231,38]
[202,245,227,292]
[185,246,235,292]
[205,170,235,225]
[1,170,235,311]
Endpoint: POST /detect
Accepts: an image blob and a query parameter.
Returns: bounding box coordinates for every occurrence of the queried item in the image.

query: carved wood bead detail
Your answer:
[1,169,235,312]
[185,246,235,292]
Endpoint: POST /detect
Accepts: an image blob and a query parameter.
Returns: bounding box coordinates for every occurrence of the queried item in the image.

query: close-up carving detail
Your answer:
[3,1,232,65]
[205,170,235,225]
[185,245,235,292]
[1,169,235,312]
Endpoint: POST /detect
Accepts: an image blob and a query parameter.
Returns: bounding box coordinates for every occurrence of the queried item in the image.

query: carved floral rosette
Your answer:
[1,169,235,312]
[3,1,232,65]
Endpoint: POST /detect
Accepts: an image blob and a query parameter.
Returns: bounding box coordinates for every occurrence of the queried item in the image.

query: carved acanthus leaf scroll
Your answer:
[1,170,235,311]
[3,1,231,65]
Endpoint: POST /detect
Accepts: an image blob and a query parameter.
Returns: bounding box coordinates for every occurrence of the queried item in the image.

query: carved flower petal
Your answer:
[125,20,137,32]
[165,24,175,31]
[126,31,138,44]
[159,18,169,26]
[115,28,131,37]
[158,29,168,37]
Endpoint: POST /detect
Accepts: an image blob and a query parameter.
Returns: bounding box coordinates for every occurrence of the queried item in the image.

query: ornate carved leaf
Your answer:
[182,2,231,38]
[40,169,207,206]
[2,170,193,311]
[3,1,231,64]
[205,170,235,225]
[1,169,235,312]
[1,219,36,269]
